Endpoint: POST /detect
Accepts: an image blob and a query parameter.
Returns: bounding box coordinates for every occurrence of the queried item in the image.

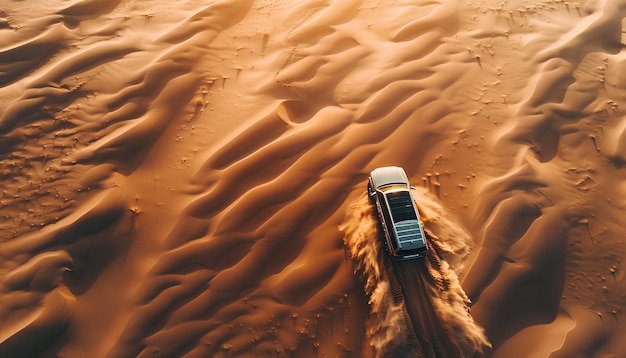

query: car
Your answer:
[368,166,428,260]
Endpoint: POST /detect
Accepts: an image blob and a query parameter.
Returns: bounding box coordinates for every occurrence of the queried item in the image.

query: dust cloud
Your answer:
[342,188,490,357]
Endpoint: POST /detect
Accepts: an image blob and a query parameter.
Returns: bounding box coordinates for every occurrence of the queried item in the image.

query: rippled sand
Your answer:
[1,0,625,356]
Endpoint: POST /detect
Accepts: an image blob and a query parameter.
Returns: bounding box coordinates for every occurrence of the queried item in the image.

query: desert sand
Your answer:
[0,0,625,356]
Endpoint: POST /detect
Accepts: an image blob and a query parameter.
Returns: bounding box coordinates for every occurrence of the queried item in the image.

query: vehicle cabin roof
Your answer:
[370,166,410,190]
[386,191,418,223]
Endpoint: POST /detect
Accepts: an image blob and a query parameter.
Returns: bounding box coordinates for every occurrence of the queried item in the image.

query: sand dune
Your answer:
[1,0,625,356]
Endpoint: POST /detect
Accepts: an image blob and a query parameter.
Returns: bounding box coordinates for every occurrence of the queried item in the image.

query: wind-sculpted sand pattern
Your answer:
[0,0,625,356]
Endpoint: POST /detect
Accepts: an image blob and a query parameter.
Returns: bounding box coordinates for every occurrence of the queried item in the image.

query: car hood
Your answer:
[370,166,410,189]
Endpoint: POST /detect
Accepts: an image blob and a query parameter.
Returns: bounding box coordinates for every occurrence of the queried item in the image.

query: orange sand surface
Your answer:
[1,0,625,357]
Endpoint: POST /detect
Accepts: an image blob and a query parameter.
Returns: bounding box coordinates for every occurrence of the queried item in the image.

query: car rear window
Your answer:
[386,191,418,222]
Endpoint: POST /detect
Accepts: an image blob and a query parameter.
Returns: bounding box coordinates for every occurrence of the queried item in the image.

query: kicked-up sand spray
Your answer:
[341,188,490,357]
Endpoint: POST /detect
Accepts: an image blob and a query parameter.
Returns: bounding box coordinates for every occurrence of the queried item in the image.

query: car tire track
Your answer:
[391,254,464,357]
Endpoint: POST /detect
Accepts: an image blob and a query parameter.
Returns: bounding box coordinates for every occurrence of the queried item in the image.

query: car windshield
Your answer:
[379,184,408,191]
[386,191,418,223]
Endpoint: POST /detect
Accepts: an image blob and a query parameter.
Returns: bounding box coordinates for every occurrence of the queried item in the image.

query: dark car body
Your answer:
[368,166,428,260]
